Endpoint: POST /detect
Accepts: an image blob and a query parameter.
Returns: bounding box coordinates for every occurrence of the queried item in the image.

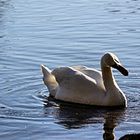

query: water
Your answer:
[0,0,140,139]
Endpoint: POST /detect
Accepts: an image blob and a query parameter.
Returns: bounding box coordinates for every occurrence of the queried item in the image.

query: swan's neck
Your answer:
[101,66,127,106]
[102,66,117,91]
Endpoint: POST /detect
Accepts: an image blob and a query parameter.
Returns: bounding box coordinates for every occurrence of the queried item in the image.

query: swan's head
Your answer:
[101,52,128,76]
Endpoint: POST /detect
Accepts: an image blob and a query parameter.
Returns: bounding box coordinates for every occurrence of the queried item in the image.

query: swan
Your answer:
[41,52,128,107]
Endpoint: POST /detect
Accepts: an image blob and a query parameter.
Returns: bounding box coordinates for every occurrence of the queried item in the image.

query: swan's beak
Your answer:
[112,63,128,76]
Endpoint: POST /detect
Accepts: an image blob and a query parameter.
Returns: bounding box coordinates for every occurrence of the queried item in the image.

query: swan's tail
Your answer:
[41,65,58,97]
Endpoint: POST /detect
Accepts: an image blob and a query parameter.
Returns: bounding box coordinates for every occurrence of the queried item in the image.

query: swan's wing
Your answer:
[72,65,104,89]
[51,67,105,103]
[72,65,101,79]
[52,66,97,88]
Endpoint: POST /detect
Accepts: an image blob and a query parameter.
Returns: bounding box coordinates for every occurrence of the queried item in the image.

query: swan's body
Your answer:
[41,52,128,107]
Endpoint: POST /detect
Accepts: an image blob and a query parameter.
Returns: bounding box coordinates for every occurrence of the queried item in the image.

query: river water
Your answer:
[0,0,140,140]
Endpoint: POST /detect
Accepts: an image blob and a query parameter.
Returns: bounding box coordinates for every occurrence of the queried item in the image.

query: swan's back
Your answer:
[72,66,104,89]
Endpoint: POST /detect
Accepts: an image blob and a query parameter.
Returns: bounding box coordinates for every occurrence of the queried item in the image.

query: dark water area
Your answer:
[0,0,140,139]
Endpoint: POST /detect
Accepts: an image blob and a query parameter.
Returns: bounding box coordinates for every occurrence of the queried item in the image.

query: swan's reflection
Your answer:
[103,111,122,140]
[43,97,126,140]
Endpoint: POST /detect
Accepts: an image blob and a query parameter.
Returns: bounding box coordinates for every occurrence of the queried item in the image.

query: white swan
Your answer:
[41,52,128,107]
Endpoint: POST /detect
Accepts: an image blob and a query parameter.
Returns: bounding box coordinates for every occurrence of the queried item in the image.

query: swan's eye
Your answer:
[114,59,119,63]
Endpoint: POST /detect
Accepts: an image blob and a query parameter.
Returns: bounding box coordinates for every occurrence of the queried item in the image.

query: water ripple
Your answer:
[0,0,140,140]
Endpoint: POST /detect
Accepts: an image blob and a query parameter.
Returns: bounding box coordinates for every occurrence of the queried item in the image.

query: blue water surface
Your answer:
[0,0,140,139]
